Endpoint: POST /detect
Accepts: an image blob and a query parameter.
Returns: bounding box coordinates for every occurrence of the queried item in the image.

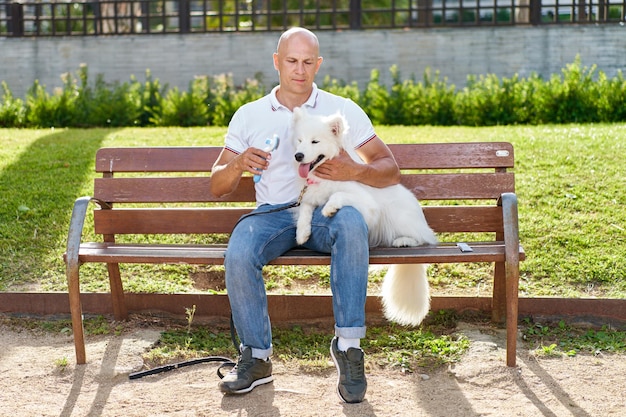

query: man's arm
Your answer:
[311,136,401,188]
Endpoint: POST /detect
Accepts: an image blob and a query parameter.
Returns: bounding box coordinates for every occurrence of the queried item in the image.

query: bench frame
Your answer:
[65,142,524,366]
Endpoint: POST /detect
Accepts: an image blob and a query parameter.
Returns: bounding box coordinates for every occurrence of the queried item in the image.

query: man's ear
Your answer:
[273,52,279,71]
[315,56,323,74]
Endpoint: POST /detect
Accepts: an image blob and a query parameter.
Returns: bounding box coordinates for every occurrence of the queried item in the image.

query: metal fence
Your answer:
[1,0,625,36]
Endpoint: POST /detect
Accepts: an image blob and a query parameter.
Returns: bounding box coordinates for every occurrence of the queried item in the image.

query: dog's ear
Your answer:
[326,113,346,139]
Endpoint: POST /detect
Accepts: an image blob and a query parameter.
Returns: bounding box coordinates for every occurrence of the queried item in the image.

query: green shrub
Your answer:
[134,70,166,126]
[321,76,360,103]
[153,77,210,127]
[208,73,265,127]
[1,56,624,128]
[359,68,390,125]
[0,82,25,127]
[25,78,76,128]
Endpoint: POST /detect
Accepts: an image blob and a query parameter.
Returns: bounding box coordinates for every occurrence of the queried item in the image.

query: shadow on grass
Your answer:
[0,128,117,290]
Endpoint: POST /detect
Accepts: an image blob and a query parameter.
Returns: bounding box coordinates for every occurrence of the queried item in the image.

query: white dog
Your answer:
[291,107,438,326]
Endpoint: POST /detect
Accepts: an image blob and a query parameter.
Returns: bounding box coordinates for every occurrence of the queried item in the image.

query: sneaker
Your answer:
[330,337,367,403]
[218,347,273,394]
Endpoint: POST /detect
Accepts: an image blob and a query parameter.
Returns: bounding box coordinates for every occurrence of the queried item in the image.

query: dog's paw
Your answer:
[321,202,340,217]
[392,237,419,247]
[296,228,311,245]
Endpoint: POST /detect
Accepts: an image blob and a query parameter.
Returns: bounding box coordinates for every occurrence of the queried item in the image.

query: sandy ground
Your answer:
[0,319,624,417]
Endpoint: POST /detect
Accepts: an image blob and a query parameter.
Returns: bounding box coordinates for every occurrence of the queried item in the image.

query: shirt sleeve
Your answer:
[224,108,248,155]
[341,99,377,150]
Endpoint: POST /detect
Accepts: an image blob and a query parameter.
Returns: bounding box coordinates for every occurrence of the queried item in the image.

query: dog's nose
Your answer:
[295,153,304,162]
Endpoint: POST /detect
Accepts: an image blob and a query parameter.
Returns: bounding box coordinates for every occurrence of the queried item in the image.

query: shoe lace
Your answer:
[231,353,257,375]
[218,353,252,379]
[345,352,365,382]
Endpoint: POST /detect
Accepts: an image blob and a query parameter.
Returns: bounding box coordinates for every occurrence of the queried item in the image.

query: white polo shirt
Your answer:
[224,83,377,206]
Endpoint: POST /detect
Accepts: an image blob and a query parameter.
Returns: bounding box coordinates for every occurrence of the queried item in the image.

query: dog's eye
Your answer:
[312,140,319,144]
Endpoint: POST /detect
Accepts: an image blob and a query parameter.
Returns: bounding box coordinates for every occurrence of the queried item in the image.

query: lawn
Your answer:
[1,124,625,297]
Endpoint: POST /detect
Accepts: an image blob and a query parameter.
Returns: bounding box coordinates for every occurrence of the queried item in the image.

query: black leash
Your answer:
[129,315,239,380]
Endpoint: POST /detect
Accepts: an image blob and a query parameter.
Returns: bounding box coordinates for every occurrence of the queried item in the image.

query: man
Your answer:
[210,27,400,403]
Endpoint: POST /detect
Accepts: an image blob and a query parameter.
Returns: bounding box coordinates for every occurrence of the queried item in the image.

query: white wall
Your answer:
[1,26,625,99]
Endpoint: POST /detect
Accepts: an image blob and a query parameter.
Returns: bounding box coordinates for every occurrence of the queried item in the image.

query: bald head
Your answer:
[272,27,323,110]
[276,27,320,56]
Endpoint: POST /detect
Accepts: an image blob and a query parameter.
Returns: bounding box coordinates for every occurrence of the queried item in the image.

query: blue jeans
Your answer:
[224,203,369,359]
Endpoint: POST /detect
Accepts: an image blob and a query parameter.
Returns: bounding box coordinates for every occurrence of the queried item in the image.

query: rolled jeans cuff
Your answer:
[335,325,367,340]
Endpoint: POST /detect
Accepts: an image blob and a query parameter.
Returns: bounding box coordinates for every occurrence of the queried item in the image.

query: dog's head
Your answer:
[292,107,348,180]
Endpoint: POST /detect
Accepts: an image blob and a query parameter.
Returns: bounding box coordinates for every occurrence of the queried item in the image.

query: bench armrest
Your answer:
[499,192,520,268]
[65,196,109,272]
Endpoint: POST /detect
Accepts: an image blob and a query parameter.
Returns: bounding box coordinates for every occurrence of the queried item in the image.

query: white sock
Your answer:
[337,337,360,352]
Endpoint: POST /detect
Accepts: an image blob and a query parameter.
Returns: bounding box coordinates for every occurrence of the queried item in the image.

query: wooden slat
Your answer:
[401,173,514,200]
[93,206,503,235]
[96,147,221,173]
[424,206,503,233]
[94,143,514,174]
[94,177,256,203]
[389,142,514,169]
[94,208,253,234]
[77,242,525,265]
[93,173,513,204]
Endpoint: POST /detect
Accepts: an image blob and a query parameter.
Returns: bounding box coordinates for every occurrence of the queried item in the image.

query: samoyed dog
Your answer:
[292,107,438,326]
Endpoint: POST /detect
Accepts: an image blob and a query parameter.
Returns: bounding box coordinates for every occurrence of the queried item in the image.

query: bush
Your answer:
[0,82,25,127]
[0,56,624,128]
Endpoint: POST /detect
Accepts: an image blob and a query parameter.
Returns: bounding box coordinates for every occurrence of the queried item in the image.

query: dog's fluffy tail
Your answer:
[381,264,430,326]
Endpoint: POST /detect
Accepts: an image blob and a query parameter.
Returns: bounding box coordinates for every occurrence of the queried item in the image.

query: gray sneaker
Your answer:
[330,337,367,403]
[218,347,273,394]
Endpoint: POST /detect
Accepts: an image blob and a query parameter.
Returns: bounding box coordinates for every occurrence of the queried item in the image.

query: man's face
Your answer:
[273,34,323,96]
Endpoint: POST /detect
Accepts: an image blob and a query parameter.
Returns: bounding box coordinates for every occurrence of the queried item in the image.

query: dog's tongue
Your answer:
[298,163,310,178]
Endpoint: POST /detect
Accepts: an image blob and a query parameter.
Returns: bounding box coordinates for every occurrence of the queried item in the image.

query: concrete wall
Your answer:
[1,25,625,99]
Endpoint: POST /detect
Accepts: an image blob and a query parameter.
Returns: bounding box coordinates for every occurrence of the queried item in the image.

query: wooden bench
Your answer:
[64,142,525,366]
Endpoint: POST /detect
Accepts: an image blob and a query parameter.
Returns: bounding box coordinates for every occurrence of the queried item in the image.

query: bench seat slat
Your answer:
[93,206,505,235]
[75,242,525,265]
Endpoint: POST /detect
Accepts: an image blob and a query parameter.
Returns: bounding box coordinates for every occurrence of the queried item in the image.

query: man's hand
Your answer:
[313,150,361,181]
[238,147,272,176]
[210,147,272,197]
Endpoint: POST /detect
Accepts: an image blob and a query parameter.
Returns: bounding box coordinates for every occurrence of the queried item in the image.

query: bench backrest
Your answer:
[92,142,515,237]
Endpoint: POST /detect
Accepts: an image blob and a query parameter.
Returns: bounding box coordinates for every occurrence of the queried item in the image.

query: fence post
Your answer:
[529,0,541,25]
[349,0,361,29]
[179,0,191,33]
[9,2,25,37]
[416,0,433,26]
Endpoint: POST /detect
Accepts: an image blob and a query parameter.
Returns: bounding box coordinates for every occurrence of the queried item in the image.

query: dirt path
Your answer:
[0,320,624,416]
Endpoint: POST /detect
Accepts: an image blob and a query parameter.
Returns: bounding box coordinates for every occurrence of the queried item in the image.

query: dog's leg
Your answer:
[322,192,378,220]
[296,203,315,245]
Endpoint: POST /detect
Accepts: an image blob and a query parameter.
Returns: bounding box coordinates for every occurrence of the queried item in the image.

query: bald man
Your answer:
[211,27,400,403]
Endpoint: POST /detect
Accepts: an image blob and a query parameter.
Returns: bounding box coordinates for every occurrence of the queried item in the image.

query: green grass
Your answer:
[1,124,625,297]
[522,318,626,358]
